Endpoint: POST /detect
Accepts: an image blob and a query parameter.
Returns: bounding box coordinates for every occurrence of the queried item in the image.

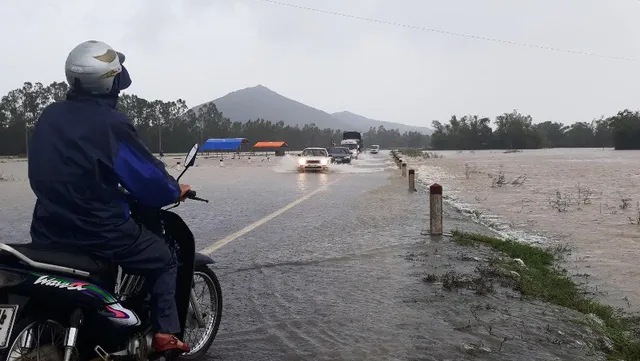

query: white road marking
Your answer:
[200,176,344,255]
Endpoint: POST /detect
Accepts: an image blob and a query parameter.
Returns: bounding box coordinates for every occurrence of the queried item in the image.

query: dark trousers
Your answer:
[87,224,181,334]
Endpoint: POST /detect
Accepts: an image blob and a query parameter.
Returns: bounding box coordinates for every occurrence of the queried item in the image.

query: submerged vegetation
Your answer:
[447,231,640,360]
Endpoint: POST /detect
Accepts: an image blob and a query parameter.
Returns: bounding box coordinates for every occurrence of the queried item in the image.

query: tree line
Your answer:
[1,81,638,156]
[430,110,640,150]
[0,81,430,156]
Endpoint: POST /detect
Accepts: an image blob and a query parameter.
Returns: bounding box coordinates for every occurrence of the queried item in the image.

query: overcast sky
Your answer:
[1,0,639,128]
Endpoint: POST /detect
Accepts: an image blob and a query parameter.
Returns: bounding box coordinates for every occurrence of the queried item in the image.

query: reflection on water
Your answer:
[297,173,308,192]
[295,172,330,191]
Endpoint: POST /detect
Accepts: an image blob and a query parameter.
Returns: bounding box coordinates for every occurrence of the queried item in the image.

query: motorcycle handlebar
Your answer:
[184,189,209,203]
[119,186,209,203]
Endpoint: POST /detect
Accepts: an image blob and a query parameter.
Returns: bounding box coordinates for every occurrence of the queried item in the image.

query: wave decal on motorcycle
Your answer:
[31,272,116,301]
[33,275,89,291]
[31,272,140,326]
[101,304,141,326]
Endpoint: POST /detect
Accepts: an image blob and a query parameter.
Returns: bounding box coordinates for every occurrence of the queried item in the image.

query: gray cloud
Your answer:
[1,0,639,127]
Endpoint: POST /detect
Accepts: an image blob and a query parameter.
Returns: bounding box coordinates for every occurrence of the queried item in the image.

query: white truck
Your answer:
[341,131,363,159]
[340,139,360,159]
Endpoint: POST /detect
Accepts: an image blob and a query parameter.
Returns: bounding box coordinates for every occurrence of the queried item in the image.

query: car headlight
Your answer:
[298,158,305,165]
[320,159,328,165]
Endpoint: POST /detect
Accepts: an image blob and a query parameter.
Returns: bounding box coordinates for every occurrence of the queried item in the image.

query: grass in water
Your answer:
[451,230,640,360]
[398,148,424,157]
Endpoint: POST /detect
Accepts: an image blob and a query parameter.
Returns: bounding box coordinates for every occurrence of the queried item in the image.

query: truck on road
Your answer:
[341,131,363,158]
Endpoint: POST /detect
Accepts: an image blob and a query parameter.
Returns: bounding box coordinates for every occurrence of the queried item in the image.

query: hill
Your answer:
[330,111,432,135]
[191,85,431,134]
[191,85,347,130]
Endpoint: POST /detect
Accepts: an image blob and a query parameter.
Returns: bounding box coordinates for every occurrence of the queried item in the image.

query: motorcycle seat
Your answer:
[5,243,111,275]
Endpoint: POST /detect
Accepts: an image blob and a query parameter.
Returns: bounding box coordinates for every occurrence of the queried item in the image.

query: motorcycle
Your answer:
[0,143,222,361]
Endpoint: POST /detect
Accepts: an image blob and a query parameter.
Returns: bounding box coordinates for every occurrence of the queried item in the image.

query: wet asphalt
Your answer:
[0,153,609,361]
[181,158,418,360]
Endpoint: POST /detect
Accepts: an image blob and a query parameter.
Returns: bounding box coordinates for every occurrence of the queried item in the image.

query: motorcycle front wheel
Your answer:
[2,316,71,361]
[180,266,222,360]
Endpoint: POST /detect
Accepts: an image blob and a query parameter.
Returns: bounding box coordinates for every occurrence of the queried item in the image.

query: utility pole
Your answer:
[158,125,162,156]
[25,121,28,158]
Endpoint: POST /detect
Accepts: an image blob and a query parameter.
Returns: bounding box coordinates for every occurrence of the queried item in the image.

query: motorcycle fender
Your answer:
[195,252,215,266]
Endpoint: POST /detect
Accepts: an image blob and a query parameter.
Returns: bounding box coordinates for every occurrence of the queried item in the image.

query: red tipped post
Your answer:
[429,183,443,235]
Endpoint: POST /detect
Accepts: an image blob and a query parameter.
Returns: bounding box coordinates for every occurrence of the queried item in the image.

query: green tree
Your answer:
[608,110,640,150]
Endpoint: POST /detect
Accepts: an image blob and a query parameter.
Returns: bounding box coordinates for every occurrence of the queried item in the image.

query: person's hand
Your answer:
[179,184,192,201]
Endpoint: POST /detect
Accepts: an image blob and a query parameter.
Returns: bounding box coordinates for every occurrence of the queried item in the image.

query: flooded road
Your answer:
[0,153,607,360]
[412,148,640,313]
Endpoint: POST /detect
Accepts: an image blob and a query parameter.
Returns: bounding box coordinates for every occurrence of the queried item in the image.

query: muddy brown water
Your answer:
[411,148,640,313]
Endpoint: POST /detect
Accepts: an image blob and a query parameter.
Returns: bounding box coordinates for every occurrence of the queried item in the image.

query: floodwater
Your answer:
[0,151,611,360]
[412,148,640,312]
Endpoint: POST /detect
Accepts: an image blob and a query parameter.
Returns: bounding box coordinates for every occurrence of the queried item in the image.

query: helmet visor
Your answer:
[115,65,131,91]
[117,51,126,65]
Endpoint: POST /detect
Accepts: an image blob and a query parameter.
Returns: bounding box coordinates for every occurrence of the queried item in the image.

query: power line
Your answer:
[251,0,637,62]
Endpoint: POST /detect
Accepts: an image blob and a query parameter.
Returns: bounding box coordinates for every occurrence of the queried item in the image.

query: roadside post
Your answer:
[429,183,443,235]
[401,162,407,177]
[408,169,416,192]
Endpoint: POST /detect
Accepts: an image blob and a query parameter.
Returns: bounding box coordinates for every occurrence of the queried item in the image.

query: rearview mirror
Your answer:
[184,143,199,167]
[177,143,199,182]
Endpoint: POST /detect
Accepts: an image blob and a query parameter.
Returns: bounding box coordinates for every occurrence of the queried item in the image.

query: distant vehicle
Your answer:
[340,139,360,159]
[370,145,380,154]
[298,147,331,172]
[327,147,352,164]
[342,131,363,154]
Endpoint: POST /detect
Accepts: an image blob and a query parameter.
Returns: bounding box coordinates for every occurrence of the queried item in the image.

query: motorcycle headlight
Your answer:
[298,158,305,165]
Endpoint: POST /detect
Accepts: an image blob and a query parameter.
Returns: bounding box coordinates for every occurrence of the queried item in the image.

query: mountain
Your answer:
[191,85,431,134]
[330,111,432,135]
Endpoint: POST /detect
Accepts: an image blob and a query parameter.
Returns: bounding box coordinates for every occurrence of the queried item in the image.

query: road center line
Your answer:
[200,176,344,255]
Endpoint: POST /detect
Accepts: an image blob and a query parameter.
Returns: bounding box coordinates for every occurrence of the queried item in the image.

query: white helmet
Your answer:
[64,40,131,95]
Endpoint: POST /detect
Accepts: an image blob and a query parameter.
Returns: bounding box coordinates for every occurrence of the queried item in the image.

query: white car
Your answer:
[370,145,380,154]
[298,147,331,172]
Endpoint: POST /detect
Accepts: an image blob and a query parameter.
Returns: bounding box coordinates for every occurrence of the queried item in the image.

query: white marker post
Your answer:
[429,183,443,235]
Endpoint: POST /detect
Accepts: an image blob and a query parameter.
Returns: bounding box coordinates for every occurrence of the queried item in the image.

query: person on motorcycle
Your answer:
[28,40,191,353]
